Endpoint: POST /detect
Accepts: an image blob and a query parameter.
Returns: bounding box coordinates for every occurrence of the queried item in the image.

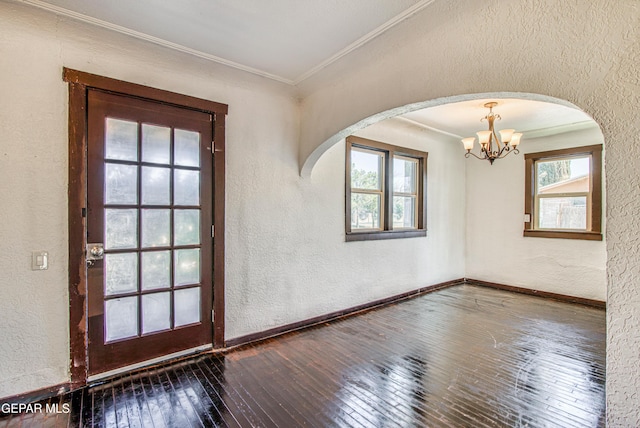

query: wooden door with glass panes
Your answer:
[86,89,213,375]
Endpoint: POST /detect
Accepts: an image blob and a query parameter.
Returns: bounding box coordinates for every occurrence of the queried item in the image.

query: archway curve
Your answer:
[300,91,593,178]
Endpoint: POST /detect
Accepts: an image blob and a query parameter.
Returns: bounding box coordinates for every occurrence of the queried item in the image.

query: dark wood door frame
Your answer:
[64,68,227,387]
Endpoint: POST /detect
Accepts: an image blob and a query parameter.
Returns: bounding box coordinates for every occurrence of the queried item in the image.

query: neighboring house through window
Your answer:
[345,136,427,241]
[524,145,603,240]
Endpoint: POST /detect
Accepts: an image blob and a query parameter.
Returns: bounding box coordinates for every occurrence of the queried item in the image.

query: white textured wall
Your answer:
[297,0,640,424]
[465,126,607,300]
[0,1,293,397]
[0,1,464,398]
[226,118,465,338]
[0,7,70,396]
[2,0,640,424]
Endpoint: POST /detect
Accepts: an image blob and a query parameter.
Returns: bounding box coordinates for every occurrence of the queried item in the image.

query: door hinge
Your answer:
[211,225,215,238]
[211,309,215,322]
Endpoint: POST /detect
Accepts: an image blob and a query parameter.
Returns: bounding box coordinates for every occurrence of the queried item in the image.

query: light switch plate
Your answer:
[32,251,48,270]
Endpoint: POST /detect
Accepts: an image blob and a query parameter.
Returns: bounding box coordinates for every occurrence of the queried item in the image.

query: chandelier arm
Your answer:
[465,151,487,161]
[496,146,519,159]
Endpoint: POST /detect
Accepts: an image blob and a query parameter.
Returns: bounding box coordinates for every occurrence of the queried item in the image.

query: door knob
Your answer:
[87,243,104,261]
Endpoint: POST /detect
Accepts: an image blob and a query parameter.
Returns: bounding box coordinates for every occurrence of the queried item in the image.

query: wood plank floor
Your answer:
[0,284,606,427]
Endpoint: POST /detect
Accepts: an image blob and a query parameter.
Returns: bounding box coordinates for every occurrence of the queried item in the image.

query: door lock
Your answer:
[86,243,104,261]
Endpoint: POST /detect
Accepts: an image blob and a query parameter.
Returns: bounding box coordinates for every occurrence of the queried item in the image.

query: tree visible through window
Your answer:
[537,159,571,187]
[346,136,427,241]
[524,145,602,241]
[350,148,384,230]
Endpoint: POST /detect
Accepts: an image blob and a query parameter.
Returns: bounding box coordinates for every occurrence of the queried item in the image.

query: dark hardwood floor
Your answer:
[0,284,606,427]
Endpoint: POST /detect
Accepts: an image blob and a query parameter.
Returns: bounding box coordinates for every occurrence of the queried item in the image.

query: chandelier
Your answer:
[461,102,522,164]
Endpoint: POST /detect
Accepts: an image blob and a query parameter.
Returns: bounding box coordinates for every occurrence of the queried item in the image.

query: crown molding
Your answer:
[392,116,462,139]
[393,117,599,142]
[520,120,599,139]
[17,0,435,87]
[292,0,437,85]
[16,0,295,85]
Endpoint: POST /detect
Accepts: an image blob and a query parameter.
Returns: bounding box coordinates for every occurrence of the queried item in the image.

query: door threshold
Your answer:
[87,344,212,384]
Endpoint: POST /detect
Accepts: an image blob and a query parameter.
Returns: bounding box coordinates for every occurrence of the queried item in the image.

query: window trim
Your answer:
[392,155,420,231]
[524,144,602,241]
[349,146,386,231]
[346,136,427,241]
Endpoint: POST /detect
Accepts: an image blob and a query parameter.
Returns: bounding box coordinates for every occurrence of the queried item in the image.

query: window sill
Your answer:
[523,230,602,241]
[346,229,427,242]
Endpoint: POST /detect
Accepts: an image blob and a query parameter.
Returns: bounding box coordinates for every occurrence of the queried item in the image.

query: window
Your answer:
[346,136,427,241]
[524,145,602,240]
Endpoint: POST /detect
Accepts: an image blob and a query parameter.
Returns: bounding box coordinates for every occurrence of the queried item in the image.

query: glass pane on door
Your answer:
[175,249,200,286]
[105,209,138,249]
[174,129,200,167]
[142,292,171,334]
[101,121,204,341]
[141,167,170,205]
[174,210,200,245]
[105,253,138,296]
[105,164,138,205]
[141,209,171,248]
[105,297,138,342]
[174,170,200,205]
[141,251,171,291]
[175,287,201,327]
[142,124,171,164]
[105,119,138,161]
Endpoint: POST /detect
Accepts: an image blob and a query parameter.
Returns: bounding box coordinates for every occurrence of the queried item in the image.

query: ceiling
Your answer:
[395,98,597,141]
[19,0,434,84]
[18,1,598,137]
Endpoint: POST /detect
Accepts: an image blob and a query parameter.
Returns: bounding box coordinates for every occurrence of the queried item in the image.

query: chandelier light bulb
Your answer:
[510,133,522,147]
[499,129,515,144]
[476,131,491,146]
[462,137,475,151]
